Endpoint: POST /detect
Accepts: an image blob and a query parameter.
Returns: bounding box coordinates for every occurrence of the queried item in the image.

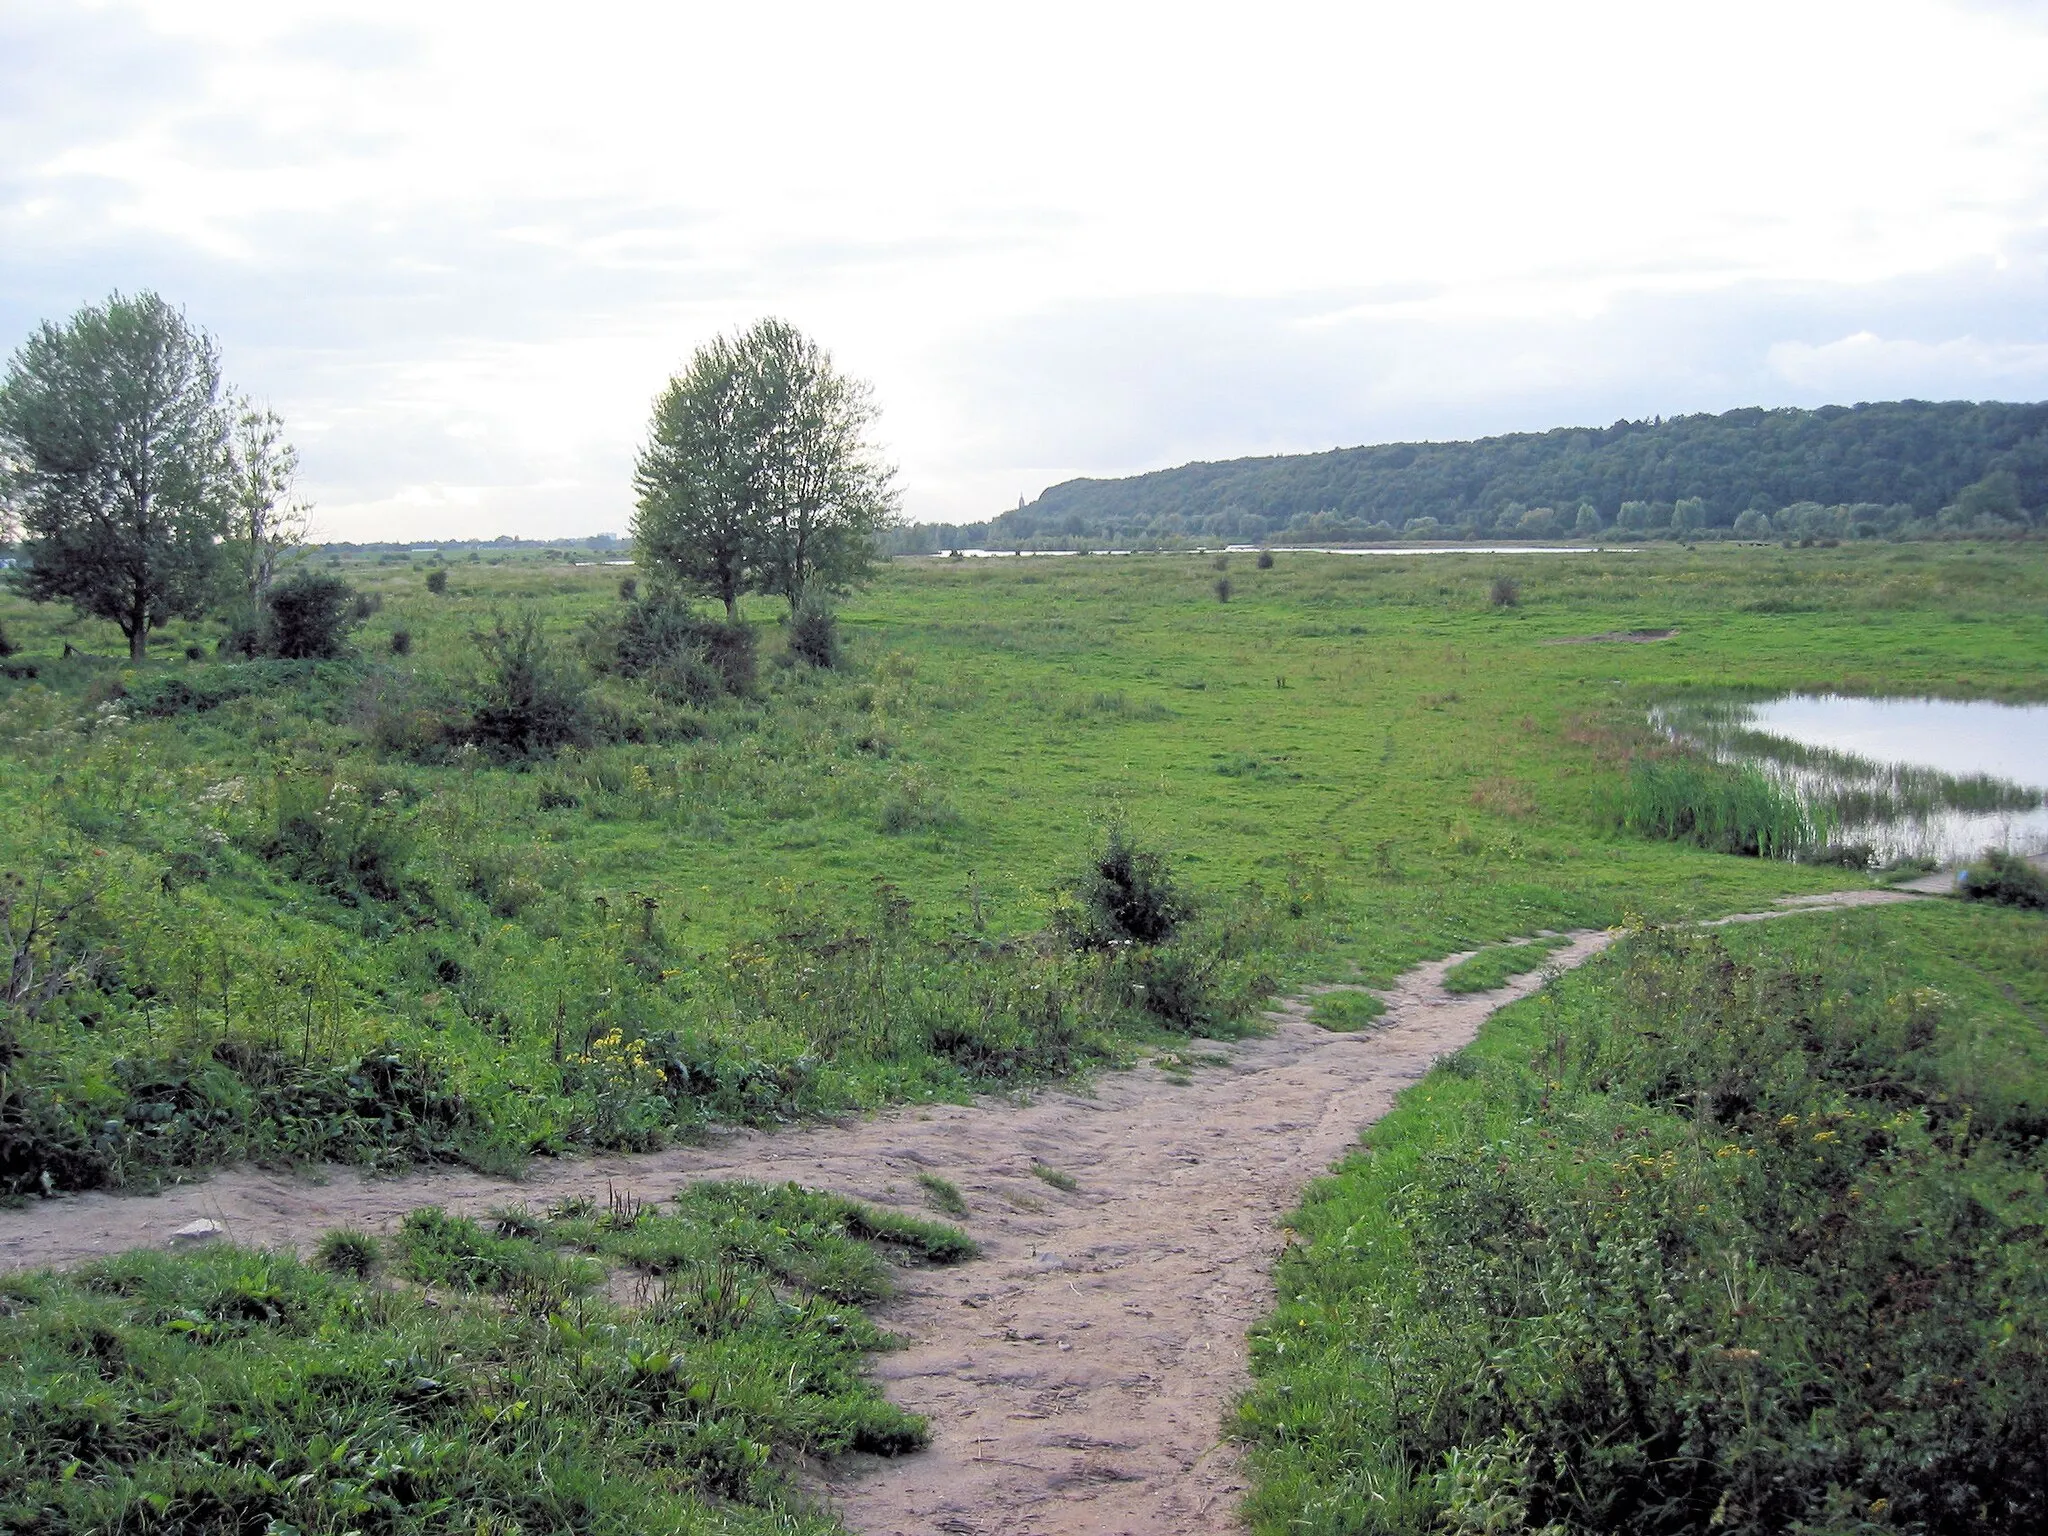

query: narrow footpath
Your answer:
[0,888,1920,1536]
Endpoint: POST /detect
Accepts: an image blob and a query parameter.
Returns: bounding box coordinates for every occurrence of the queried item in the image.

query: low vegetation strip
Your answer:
[0,1179,973,1535]
[1439,935,1572,994]
[1237,899,2048,1535]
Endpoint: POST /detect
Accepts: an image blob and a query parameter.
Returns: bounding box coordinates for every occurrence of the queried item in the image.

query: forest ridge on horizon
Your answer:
[894,397,2048,553]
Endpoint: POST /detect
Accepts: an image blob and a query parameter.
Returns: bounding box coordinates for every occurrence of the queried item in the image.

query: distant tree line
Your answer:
[895,400,2048,551]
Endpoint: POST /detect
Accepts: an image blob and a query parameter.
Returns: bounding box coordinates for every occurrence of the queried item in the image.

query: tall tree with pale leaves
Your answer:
[226,400,310,603]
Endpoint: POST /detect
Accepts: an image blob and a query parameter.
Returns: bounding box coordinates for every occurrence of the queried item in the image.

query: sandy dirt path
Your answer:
[0,889,1922,1535]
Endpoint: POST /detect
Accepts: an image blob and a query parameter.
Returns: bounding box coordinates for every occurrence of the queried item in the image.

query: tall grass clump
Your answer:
[1615,755,1816,857]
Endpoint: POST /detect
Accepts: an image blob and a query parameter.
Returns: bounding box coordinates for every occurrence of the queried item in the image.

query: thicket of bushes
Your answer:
[1238,909,2048,1535]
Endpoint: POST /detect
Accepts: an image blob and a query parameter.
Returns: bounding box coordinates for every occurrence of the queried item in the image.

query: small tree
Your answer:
[635,319,898,618]
[0,292,232,659]
[225,400,308,604]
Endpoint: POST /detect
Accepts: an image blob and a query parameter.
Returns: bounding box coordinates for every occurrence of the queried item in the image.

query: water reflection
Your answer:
[1653,694,2048,865]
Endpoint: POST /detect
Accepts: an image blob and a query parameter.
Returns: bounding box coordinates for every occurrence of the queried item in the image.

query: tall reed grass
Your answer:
[1614,756,1817,857]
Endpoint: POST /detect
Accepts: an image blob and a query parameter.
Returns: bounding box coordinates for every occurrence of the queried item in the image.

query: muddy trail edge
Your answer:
[0,889,1920,1535]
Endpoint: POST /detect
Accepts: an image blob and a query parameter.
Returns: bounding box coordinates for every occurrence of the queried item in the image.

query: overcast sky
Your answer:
[6,0,2048,540]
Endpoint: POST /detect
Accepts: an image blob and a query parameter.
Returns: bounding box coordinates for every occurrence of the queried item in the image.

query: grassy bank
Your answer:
[1237,899,2048,1534]
[0,1180,971,1534]
[2,542,2045,1195]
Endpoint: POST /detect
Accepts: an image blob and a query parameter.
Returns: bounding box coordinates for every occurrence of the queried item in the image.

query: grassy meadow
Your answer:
[2,540,2044,1192]
[4,538,2048,1532]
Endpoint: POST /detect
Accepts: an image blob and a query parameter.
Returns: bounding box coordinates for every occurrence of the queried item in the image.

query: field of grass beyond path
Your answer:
[0,541,2043,1194]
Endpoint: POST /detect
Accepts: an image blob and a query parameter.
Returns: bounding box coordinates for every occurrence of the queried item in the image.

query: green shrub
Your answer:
[1055,823,1194,948]
[264,570,363,659]
[1214,576,1232,602]
[425,567,448,594]
[469,611,592,759]
[1489,574,1519,607]
[607,593,755,701]
[0,620,14,658]
[1256,549,1275,570]
[389,626,412,655]
[789,589,841,668]
[1958,848,2048,909]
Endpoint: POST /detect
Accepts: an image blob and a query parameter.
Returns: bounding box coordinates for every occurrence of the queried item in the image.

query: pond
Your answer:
[1652,694,2048,865]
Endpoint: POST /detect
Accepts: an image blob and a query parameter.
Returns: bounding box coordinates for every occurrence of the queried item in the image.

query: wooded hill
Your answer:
[904,400,2048,549]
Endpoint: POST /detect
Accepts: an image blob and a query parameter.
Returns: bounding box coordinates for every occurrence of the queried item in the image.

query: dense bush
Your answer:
[1240,912,2048,1536]
[469,611,593,759]
[425,566,448,594]
[605,592,756,702]
[788,588,841,668]
[1055,824,1194,949]
[1489,574,1519,607]
[263,570,363,659]
[1958,848,2048,909]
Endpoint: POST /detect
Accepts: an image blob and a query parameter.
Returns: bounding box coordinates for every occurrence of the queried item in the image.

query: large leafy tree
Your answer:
[0,292,233,659]
[632,331,760,619]
[741,319,897,609]
[632,318,897,617]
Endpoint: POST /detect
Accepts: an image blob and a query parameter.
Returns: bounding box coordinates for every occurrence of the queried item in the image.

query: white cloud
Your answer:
[3,0,2048,535]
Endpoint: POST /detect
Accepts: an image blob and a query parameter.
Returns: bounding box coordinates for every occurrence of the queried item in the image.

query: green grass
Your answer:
[915,1172,968,1217]
[1306,989,1386,1030]
[1439,933,1573,993]
[0,1180,973,1534]
[1,542,2044,1197]
[1236,900,2048,1535]
[1030,1163,1079,1193]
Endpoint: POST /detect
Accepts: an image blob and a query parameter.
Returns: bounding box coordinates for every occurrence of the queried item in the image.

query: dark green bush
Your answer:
[425,567,448,594]
[1056,824,1194,949]
[469,611,592,759]
[789,590,841,668]
[389,627,412,655]
[607,593,755,701]
[1256,549,1275,570]
[1958,848,2048,909]
[0,620,14,658]
[264,570,363,659]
